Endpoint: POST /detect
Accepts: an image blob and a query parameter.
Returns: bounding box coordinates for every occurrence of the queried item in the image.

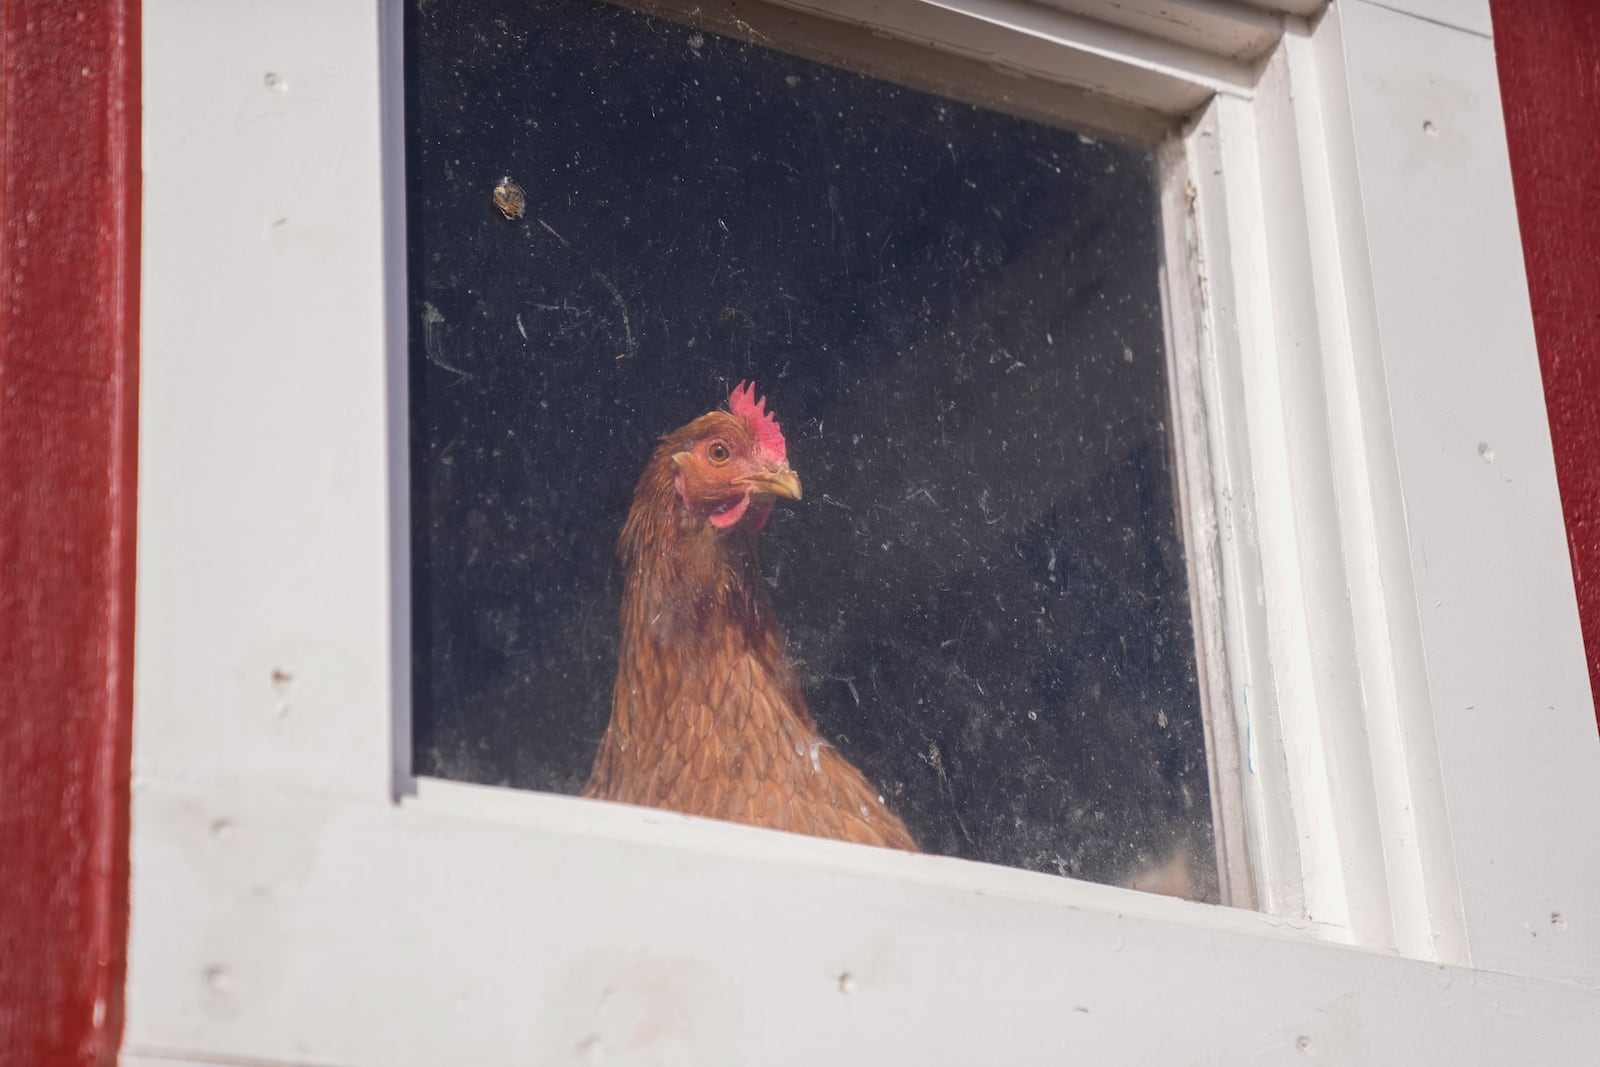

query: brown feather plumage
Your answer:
[584,388,917,852]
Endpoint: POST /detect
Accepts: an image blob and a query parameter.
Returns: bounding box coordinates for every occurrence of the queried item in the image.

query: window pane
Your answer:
[406,0,1218,900]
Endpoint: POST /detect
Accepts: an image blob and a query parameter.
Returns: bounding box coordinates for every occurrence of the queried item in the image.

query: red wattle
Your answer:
[708,491,751,529]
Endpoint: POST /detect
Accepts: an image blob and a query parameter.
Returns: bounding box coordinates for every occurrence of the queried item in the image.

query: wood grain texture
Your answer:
[0,1,140,1063]
[1492,0,1600,724]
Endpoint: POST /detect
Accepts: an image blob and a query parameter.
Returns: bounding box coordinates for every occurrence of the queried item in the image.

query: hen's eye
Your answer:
[706,440,732,465]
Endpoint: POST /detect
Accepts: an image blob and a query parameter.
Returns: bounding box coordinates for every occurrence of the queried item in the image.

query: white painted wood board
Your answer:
[1337,0,1600,985]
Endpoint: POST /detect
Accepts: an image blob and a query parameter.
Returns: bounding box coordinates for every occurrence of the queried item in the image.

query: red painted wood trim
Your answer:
[1491,0,1600,728]
[0,1,140,1064]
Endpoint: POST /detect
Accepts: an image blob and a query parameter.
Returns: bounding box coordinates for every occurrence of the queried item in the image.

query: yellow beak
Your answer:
[742,467,803,501]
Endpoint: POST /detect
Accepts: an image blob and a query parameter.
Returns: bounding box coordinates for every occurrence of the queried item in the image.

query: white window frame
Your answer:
[128,1,1600,1063]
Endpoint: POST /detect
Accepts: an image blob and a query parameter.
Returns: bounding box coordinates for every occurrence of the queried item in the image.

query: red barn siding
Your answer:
[1492,0,1600,725]
[0,1,141,1064]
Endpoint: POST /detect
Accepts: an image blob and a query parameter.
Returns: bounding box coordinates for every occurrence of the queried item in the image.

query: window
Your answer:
[127,1,1600,1062]
[406,0,1216,899]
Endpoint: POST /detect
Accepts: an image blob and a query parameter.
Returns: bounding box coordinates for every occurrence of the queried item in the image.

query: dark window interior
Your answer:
[406,0,1218,899]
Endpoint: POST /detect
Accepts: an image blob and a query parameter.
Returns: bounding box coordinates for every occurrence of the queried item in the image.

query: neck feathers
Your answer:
[618,443,772,652]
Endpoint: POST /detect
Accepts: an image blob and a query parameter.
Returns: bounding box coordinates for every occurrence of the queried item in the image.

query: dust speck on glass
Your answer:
[406,0,1218,900]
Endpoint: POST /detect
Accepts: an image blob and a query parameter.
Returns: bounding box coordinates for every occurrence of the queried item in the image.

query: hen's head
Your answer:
[669,381,802,533]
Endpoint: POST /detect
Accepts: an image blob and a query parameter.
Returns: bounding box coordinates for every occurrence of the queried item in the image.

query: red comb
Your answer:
[728,380,787,465]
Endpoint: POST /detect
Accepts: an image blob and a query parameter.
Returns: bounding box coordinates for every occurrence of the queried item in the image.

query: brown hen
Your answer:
[584,382,917,851]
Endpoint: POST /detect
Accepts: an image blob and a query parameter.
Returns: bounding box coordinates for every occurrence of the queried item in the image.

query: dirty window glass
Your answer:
[406,0,1219,900]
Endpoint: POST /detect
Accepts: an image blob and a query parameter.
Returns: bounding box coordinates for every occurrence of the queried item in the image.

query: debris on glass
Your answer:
[491,177,526,221]
[406,0,1219,901]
